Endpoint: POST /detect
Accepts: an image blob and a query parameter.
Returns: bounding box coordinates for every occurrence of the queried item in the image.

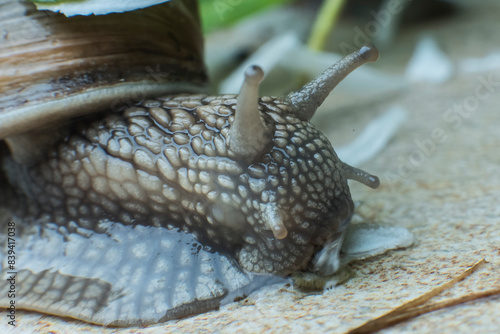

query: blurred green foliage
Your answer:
[199,0,294,33]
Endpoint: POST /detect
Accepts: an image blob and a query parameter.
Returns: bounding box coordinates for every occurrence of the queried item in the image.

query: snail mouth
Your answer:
[310,215,352,276]
[306,200,354,275]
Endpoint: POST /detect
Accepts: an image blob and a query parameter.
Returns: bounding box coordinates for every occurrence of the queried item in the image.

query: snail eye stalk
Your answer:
[229,65,270,162]
[286,45,379,121]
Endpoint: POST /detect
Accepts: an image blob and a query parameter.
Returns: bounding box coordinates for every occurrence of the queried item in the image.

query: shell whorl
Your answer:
[0,0,207,140]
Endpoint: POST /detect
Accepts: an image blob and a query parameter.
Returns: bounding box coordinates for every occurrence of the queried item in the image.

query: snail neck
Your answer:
[5,125,70,165]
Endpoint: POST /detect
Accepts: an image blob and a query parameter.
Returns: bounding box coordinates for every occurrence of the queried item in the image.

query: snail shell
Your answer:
[0,0,380,326]
[0,0,206,143]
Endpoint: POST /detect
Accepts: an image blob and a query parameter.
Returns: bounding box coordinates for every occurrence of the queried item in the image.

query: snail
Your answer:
[0,0,383,327]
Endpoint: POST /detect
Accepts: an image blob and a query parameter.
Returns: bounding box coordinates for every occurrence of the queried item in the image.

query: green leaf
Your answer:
[199,0,294,33]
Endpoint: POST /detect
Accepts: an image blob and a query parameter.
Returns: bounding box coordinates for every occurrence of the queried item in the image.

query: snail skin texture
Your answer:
[0,0,397,327]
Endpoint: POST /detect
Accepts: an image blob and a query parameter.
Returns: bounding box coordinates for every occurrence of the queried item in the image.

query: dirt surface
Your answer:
[2,0,499,333]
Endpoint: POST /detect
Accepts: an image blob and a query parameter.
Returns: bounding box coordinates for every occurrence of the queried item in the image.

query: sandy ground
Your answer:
[2,0,499,333]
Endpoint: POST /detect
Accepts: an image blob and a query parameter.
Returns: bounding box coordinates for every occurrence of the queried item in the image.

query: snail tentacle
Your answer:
[261,203,287,239]
[341,161,380,189]
[229,65,270,161]
[285,45,380,121]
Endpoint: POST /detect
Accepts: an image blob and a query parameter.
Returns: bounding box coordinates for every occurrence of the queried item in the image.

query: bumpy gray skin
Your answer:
[0,93,353,326]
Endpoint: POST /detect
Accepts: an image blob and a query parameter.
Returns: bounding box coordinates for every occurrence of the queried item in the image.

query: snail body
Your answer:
[0,0,380,326]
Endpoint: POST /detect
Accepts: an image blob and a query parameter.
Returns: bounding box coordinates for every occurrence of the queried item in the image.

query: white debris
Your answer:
[460,50,500,73]
[33,0,169,16]
[336,106,408,166]
[340,222,415,265]
[405,36,455,84]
